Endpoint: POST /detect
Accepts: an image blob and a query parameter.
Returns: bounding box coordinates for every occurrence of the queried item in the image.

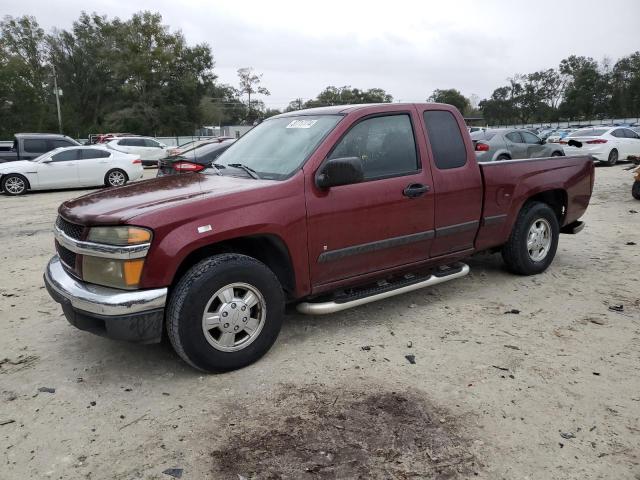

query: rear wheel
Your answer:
[502,201,559,275]
[632,180,640,200]
[166,254,285,372]
[1,174,28,195]
[496,154,511,161]
[606,149,618,166]
[105,169,128,187]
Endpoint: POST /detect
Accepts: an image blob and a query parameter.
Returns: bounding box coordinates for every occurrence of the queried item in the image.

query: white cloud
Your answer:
[3,0,639,108]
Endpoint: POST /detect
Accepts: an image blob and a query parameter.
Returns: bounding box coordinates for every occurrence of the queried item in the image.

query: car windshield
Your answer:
[30,149,60,162]
[569,129,608,137]
[214,115,343,179]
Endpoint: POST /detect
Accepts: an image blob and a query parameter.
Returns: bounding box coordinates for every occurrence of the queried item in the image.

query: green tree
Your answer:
[237,67,270,122]
[427,88,470,114]
[302,85,392,108]
[0,15,52,137]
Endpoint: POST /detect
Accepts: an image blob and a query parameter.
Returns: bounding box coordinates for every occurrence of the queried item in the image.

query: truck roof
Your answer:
[14,133,75,139]
[274,102,453,118]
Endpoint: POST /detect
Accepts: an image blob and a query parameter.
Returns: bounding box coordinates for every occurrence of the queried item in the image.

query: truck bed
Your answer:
[475,155,594,251]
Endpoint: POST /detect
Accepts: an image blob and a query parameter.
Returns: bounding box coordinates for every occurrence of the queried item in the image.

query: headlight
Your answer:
[87,226,152,245]
[81,226,151,289]
[82,257,145,290]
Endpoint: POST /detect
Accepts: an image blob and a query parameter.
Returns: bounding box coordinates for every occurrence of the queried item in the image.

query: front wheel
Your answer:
[502,201,559,275]
[632,180,640,200]
[1,174,28,195]
[166,254,285,372]
[105,169,128,187]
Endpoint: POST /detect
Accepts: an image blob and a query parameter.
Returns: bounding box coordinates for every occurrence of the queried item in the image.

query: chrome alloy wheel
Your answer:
[4,176,26,194]
[201,282,266,352]
[108,170,126,186]
[527,218,552,262]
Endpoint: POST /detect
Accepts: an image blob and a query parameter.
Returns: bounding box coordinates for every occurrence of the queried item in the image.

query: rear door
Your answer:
[305,109,436,287]
[504,131,528,159]
[36,149,79,188]
[522,131,548,158]
[419,107,483,257]
[77,148,111,186]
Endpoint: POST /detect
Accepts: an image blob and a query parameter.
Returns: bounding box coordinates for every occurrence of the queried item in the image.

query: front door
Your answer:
[522,131,547,158]
[305,111,435,288]
[36,149,79,188]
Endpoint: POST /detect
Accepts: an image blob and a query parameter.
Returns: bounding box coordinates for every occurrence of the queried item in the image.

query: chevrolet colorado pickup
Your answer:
[44,103,594,372]
[0,133,79,163]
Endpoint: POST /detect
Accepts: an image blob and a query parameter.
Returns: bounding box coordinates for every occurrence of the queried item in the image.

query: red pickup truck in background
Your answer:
[44,103,594,372]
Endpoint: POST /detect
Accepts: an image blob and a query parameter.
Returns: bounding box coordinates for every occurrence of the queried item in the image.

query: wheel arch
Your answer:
[171,234,297,300]
[523,188,567,225]
[1,172,31,191]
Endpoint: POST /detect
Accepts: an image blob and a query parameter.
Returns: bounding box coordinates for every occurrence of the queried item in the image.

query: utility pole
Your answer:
[52,64,63,133]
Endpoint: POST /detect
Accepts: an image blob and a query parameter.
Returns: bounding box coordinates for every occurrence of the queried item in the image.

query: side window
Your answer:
[50,139,74,149]
[623,129,639,139]
[117,139,131,146]
[80,149,110,160]
[23,139,48,153]
[144,139,160,148]
[328,114,418,180]
[132,139,147,147]
[522,132,541,144]
[423,110,467,170]
[505,132,524,143]
[611,129,623,138]
[51,149,79,162]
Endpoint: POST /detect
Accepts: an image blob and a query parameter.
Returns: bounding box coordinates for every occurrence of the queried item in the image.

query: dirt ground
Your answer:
[1,165,639,480]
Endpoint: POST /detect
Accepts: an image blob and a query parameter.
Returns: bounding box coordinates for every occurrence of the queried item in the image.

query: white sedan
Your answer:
[562,127,640,166]
[0,146,143,195]
[105,136,168,166]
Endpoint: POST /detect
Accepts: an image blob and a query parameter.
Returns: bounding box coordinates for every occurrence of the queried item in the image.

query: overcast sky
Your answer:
[3,0,639,109]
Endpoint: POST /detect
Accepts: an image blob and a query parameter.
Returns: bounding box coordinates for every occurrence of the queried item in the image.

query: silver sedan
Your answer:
[471,129,565,162]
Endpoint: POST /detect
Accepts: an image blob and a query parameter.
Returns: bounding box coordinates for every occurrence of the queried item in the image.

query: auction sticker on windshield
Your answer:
[286,119,318,129]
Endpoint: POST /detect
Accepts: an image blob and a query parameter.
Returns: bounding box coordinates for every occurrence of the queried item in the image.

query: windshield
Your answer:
[215,115,343,179]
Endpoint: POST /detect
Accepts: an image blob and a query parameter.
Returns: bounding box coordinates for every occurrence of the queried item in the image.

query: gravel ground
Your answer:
[1,165,639,479]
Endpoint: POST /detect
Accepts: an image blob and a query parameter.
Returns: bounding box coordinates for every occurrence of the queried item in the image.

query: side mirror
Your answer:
[316,157,364,189]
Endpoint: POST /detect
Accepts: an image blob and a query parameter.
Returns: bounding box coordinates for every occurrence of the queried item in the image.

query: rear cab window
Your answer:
[423,110,467,169]
[23,139,48,153]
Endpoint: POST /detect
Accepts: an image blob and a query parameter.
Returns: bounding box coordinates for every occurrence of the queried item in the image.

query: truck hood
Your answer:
[59,173,275,225]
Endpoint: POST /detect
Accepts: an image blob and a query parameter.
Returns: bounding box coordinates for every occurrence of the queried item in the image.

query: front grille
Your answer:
[57,244,77,269]
[55,216,84,240]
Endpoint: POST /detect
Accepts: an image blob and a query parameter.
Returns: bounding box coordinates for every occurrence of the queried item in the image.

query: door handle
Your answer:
[403,183,430,198]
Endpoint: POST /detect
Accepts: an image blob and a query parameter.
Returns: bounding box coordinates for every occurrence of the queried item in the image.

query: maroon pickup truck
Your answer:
[44,103,594,372]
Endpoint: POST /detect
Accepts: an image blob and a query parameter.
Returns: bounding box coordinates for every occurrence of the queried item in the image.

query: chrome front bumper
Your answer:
[44,255,167,316]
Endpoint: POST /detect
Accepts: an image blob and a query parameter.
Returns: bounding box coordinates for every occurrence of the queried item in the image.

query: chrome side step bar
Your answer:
[296,263,470,315]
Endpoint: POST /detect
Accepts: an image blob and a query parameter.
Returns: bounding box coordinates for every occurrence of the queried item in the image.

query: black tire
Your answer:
[501,201,559,275]
[606,149,618,166]
[166,253,285,372]
[1,173,28,195]
[104,169,128,187]
[496,154,511,161]
[551,151,563,157]
[632,180,640,200]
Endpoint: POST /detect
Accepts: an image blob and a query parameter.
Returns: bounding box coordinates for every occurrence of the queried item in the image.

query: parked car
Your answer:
[89,133,138,144]
[44,103,594,372]
[158,139,236,176]
[562,127,640,166]
[0,133,80,163]
[537,129,556,142]
[0,146,142,195]
[105,137,168,166]
[471,129,564,162]
[546,129,575,143]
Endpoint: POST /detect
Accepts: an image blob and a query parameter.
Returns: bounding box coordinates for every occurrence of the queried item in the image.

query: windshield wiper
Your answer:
[227,163,260,179]
[209,163,226,176]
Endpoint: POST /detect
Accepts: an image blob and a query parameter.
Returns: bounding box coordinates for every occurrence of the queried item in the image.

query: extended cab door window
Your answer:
[423,110,467,169]
[328,114,419,180]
